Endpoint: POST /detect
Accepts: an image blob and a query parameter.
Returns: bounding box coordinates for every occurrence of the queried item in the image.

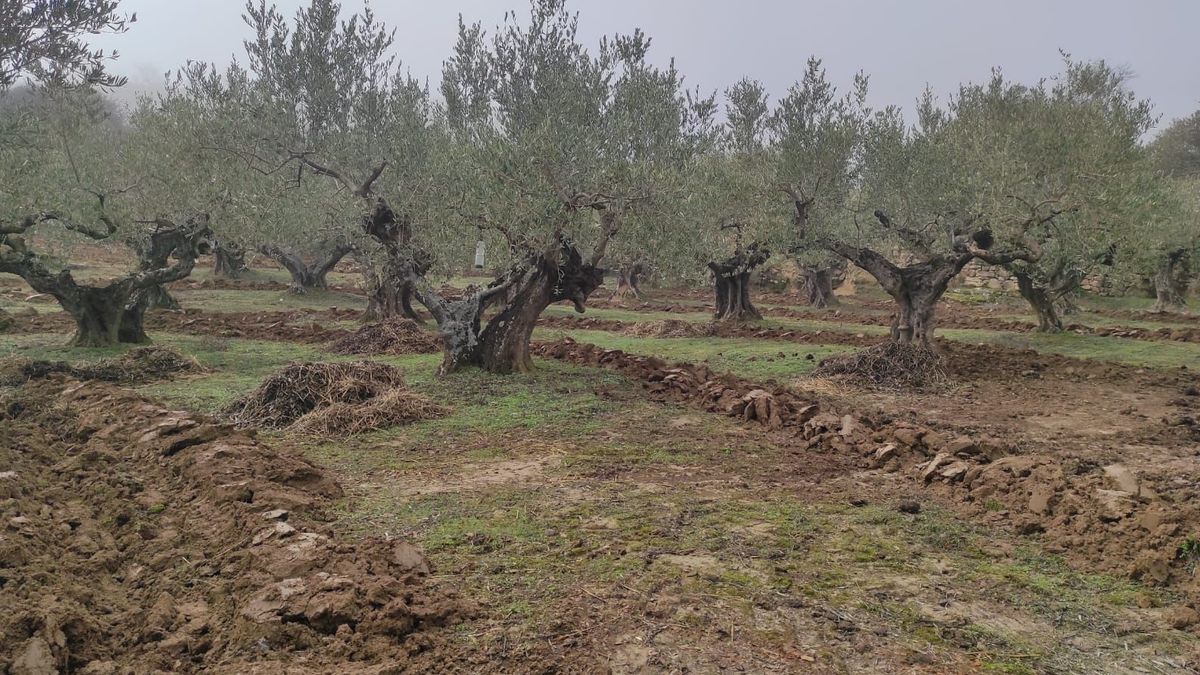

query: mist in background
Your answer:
[91,0,1200,133]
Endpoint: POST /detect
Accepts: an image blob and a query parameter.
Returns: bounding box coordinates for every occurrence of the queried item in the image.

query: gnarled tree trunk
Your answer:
[709,243,769,322]
[1014,271,1062,332]
[1152,249,1191,313]
[1,214,212,347]
[1009,263,1085,332]
[413,241,604,375]
[828,245,972,345]
[212,241,248,278]
[357,251,425,324]
[357,203,428,324]
[259,241,354,294]
[798,264,839,309]
[611,261,645,300]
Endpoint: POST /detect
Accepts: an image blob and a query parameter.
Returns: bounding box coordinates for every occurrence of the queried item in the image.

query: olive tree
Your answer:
[162,0,429,301]
[1142,110,1200,311]
[396,0,690,373]
[980,61,1156,330]
[0,89,212,346]
[771,58,867,309]
[795,59,1156,344]
[680,78,776,322]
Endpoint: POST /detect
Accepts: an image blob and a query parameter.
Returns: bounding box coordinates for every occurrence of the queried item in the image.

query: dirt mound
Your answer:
[146,308,359,344]
[533,337,822,430]
[816,342,948,389]
[1,346,204,386]
[533,337,1200,623]
[0,379,465,673]
[328,318,441,355]
[622,319,715,338]
[539,314,879,347]
[225,361,444,435]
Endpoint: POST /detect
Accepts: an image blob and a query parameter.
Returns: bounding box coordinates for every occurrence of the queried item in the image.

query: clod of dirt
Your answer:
[897,500,922,514]
[0,378,465,672]
[328,318,441,355]
[0,346,204,386]
[622,319,715,338]
[816,342,948,389]
[225,360,445,434]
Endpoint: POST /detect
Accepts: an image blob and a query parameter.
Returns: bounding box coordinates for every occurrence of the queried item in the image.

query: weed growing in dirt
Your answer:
[1178,535,1200,574]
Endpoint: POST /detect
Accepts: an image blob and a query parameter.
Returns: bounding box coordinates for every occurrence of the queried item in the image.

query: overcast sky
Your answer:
[91,0,1200,133]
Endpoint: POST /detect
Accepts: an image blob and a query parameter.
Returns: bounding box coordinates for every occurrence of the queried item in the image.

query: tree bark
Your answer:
[1152,249,1190,313]
[212,241,248,278]
[611,261,645,300]
[1014,271,1063,332]
[259,241,354,294]
[58,284,136,347]
[358,252,425,323]
[1006,260,1083,332]
[410,241,604,375]
[1,214,212,347]
[798,265,839,309]
[825,244,972,345]
[709,243,769,322]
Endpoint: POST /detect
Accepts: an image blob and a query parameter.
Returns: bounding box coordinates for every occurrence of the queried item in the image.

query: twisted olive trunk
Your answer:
[611,262,645,300]
[826,245,972,345]
[411,242,604,375]
[798,265,839,309]
[212,242,248,278]
[710,244,769,322]
[259,242,354,294]
[1152,249,1191,313]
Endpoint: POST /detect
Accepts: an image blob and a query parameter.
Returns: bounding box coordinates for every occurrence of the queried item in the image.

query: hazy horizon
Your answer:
[90,0,1200,134]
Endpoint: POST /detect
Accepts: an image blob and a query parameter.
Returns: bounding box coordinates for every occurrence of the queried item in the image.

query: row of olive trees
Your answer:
[2,0,1196,369]
[668,58,1198,341]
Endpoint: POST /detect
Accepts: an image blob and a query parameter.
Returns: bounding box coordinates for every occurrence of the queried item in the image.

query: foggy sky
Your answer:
[91,0,1200,133]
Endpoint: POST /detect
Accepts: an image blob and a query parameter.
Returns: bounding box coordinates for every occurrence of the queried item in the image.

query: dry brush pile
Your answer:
[0,346,205,387]
[815,341,949,389]
[0,378,467,673]
[224,361,447,436]
[327,318,441,356]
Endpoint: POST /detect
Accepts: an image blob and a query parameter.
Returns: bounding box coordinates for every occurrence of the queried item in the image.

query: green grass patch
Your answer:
[535,327,853,381]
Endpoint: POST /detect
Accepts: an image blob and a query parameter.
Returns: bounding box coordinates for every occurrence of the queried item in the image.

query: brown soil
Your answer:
[147,309,361,344]
[541,314,880,347]
[533,337,1200,621]
[1,309,361,345]
[0,378,465,674]
[599,289,1200,344]
[328,318,441,356]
